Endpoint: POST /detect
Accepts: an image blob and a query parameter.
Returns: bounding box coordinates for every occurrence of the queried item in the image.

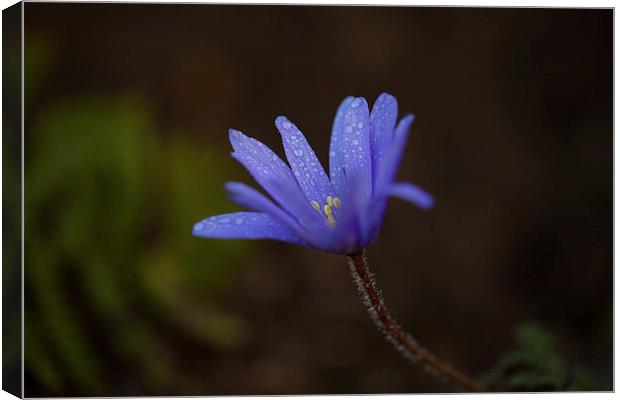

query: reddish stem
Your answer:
[347,249,484,392]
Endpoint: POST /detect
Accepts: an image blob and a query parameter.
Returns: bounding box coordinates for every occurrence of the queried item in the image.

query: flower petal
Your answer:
[229,129,295,188]
[370,93,398,188]
[228,129,317,223]
[337,97,373,201]
[193,212,308,246]
[275,116,334,204]
[260,175,348,254]
[224,181,303,232]
[374,114,415,196]
[333,171,373,252]
[389,182,435,210]
[329,96,354,197]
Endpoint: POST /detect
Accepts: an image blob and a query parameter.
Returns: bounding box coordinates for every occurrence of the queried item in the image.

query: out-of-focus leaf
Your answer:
[479,321,607,391]
[26,93,252,395]
[139,238,250,350]
[508,371,557,389]
[25,316,63,392]
[27,244,103,391]
[116,321,177,392]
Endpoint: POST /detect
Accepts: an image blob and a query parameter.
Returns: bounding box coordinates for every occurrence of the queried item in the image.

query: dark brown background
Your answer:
[24,4,612,396]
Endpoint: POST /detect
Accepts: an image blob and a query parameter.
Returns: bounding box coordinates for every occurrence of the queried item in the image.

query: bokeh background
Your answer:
[16,4,612,396]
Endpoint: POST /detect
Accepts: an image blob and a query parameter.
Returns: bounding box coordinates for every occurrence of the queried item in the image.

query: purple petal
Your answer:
[389,182,435,210]
[374,114,415,196]
[338,97,373,201]
[329,96,354,197]
[193,212,308,246]
[224,181,303,232]
[229,129,314,221]
[266,176,333,245]
[370,93,398,188]
[228,129,296,191]
[336,172,373,252]
[275,116,334,205]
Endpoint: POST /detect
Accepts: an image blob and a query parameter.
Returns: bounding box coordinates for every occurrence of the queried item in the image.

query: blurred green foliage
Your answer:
[479,321,609,391]
[24,41,252,394]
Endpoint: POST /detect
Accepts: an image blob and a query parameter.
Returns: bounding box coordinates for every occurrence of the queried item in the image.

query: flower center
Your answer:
[310,196,342,226]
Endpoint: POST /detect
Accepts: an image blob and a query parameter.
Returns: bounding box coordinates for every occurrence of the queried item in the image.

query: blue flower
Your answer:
[193,93,434,254]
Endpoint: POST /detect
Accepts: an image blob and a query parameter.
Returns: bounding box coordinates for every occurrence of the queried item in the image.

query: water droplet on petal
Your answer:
[282,121,292,129]
[235,217,244,225]
[345,126,353,133]
[221,218,230,223]
[293,149,304,157]
[351,98,362,108]
[357,121,364,128]
[352,139,359,145]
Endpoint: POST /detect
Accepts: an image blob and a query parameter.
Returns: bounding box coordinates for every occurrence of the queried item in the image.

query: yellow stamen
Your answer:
[327,196,334,207]
[323,204,336,226]
[333,197,342,208]
[310,200,321,212]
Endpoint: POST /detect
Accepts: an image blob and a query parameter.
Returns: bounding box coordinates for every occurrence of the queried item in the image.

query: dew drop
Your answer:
[352,139,359,145]
[293,149,304,157]
[345,126,353,133]
[351,98,362,108]
[235,217,244,225]
[221,218,230,224]
[282,121,292,129]
[357,121,364,128]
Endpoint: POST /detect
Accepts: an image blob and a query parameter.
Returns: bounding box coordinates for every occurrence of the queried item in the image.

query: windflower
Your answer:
[193,93,434,254]
[192,93,484,392]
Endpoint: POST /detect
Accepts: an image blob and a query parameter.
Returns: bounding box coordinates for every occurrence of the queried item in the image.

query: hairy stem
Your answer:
[347,249,484,392]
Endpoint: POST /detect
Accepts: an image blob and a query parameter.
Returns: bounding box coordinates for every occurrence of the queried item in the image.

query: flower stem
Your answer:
[347,249,484,392]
